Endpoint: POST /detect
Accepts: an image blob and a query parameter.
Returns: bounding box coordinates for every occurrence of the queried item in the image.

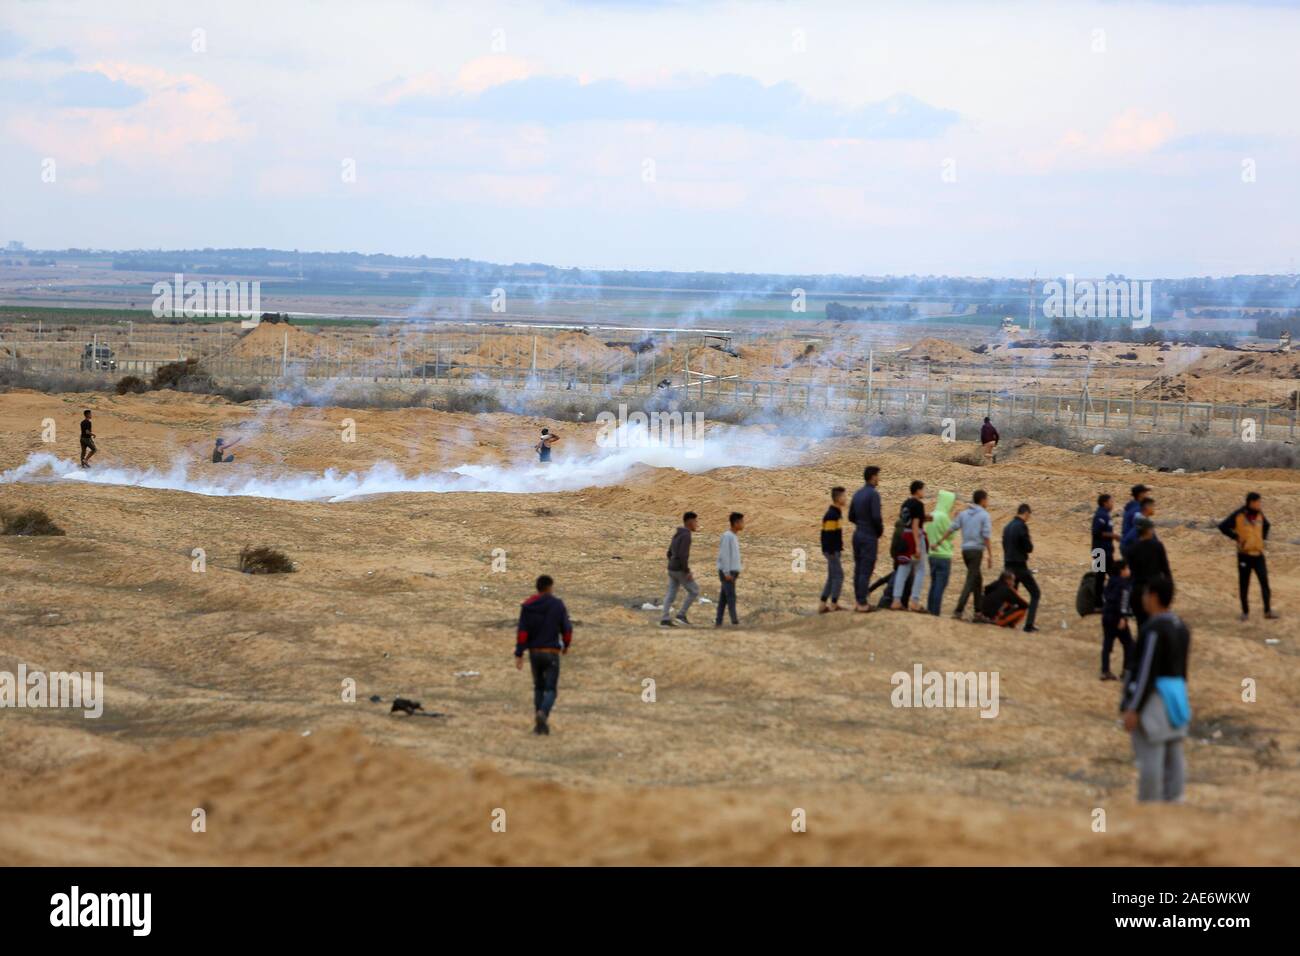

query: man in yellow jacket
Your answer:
[1218,492,1278,621]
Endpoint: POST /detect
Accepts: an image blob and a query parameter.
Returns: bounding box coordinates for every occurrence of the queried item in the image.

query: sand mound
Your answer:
[903,337,973,363]
[3,728,1295,865]
[231,322,322,360]
[460,332,628,371]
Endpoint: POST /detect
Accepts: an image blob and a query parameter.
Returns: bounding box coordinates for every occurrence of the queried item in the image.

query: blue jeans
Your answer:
[716,570,739,624]
[529,651,560,716]
[927,556,951,616]
[894,542,927,603]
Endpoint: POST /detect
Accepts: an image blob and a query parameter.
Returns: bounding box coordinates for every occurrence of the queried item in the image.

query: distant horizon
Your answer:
[8,244,1300,284]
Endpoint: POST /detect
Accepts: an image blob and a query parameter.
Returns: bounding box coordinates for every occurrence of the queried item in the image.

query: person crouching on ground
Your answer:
[212,436,243,463]
[514,574,573,736]
[716,512,744,626]
[1120,574,1191,803]
[980,569,1029,627]
[819,487,847,613]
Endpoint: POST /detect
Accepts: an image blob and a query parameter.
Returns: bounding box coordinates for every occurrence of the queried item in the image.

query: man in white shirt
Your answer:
[715,512,744,626]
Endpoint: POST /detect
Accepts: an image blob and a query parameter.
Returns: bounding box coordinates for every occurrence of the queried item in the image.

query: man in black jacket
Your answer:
[1121,575,1190,803]
[515,575,573,735]
[1001,503,1040,632]
[847,465,884,612]
[1128,516,1171,629]
[661,511,700,627]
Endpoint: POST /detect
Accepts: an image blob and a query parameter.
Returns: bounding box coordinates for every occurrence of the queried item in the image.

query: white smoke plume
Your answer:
[1,423,794,503]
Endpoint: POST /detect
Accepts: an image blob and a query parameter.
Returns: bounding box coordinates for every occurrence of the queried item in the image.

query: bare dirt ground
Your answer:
[1,388,1297,865]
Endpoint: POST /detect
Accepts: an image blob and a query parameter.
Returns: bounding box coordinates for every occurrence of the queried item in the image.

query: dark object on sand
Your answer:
[391,698,424,715]
[2,507,65,536]
[239,546,296,574]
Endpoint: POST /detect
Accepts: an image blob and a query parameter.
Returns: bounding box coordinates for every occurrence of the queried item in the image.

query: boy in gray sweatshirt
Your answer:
[661,511,700,627]
[716,512,744,626]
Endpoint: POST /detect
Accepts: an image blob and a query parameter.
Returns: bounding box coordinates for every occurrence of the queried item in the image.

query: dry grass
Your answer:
[1,507,66,536]
[238,546,296,574]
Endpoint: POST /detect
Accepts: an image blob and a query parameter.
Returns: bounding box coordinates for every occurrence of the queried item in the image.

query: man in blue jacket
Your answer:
[515,575,573,735]
[1121,483,1150,539]
[847,465,883,612]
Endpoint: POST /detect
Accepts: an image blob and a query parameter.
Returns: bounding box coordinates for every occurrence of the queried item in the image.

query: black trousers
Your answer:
[1006,562,1040,629]
[716,571,739,624]
[1238,554,1271,615]
[529,651,561,716]
[851,531,877,606]
[954,550,984,615]
[1101,615,1133,674]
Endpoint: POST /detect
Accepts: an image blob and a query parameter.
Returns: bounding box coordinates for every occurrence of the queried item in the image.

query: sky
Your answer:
[1,0,1298,277]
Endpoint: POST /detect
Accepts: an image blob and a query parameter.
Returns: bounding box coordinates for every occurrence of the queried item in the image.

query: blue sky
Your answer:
[1,0,1298,277]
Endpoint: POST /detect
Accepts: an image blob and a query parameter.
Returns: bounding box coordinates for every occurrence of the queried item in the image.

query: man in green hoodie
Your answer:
[924,490,956,616]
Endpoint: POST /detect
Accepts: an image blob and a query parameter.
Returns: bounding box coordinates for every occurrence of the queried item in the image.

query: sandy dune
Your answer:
[1,388,1297,864]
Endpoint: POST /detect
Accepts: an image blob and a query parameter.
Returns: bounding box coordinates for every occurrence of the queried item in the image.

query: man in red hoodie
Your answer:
[514,575,573,735]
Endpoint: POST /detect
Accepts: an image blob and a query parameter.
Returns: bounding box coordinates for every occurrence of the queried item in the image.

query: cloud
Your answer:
[48,69,147,108]
[380,72,959,140]
[30,47,77,64]
[0,28,23,58]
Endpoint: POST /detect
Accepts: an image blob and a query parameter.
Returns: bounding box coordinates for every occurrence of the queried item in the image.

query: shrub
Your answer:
[151,358,202,390]
[239,546,295,574]
[2,507,65,536]
[115,375,149,395]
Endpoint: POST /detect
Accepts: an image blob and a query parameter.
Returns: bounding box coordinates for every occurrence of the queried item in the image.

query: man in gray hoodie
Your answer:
[715,512,744,626]
[661,511,700,627]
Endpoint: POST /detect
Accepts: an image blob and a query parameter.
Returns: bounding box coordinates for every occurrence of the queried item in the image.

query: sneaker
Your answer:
[1265,611,1280,620]
[951,611,965,620]
[659,619,677,627]
[1100,671,1118,682]
[674,615,691,626]
[818,603,831,614]
[1239,613,1249,622]
[1022,625,1039,633]
[533,710,547,735]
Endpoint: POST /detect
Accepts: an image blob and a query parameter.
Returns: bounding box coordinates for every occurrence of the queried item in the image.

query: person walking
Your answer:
[715,512,744,626]
[847,466,883,612]
[1100,559,1134,681]
[979,417,1000,465]
[1218,492,1278,621]
[661,511,700,627]
[924,490,956,616]
[1001,503,1040,632]
[891,481,928,612]
[819,487,847,613]
[1128,515,1171,630]
[1091,493,1119,606]
[514,575,573,736]
[78,409,97,468]
[937,489,994,621]
[1120,575,1191,803]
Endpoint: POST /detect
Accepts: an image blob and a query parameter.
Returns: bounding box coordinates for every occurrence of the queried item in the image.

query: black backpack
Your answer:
[1076,572,1103,616]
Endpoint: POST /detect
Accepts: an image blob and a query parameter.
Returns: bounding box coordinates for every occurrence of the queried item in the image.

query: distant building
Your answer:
[5,241,24,252]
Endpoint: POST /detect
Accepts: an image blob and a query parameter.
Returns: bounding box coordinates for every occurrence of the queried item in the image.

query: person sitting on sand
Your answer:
[212,436,243,463]
[980,569,1029,628]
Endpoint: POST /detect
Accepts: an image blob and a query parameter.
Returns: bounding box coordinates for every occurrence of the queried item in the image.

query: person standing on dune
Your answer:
[661,511,700,627]
[1218,492,1278,622]
[514,574,573,736]
[1001,503,1040,632]
[78,409,97,468]
[847,466,883,612]
[536,427,559,463]
[819,487,847,613]
[715,512,744,627]
[980,417,999,465]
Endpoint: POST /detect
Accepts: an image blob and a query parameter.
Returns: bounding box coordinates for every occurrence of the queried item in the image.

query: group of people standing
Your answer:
[817,466,1042,633]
